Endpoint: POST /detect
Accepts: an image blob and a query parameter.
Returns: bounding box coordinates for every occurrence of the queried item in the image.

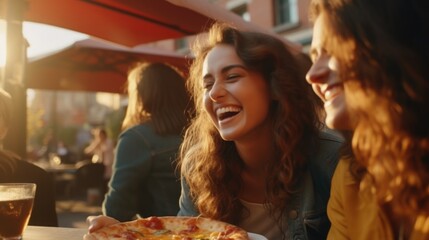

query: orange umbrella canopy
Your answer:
[24,0,215,47]
[26,38,192,93]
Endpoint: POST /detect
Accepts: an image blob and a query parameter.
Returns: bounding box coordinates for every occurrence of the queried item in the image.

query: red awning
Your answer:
[26,38,192,93]
[24,0,215,47]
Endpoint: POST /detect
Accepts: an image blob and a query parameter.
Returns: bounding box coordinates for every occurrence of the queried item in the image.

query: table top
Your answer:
[24,226,87,240]
[31,160,79,173]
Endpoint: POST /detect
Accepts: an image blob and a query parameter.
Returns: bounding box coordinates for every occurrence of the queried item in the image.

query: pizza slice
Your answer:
[84,216,250,240]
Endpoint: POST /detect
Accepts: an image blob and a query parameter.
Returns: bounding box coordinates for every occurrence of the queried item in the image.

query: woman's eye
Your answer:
[203,82,213,89]
[227,74,239,80]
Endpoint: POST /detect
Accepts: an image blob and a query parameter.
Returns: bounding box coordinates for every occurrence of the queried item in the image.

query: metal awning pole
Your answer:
[1,0,28,158]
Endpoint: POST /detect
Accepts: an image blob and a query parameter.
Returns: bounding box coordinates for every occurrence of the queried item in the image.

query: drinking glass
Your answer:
[0,183,36,240]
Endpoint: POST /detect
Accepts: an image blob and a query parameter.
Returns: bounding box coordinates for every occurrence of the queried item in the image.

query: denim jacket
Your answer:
[103,123,182,221]
[178,130,343,240]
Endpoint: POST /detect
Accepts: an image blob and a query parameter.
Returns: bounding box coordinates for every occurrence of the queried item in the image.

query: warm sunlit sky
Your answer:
[0,20,88,67]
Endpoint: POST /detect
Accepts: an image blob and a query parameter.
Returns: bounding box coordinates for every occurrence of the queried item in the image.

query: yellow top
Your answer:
[327,158,429,240]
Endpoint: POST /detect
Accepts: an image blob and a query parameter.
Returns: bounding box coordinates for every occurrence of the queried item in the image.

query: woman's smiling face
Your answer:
[306,14,353,130]
[202,44,272,141]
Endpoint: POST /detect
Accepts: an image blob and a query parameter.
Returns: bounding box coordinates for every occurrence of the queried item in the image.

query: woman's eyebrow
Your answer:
[221,64,246,73]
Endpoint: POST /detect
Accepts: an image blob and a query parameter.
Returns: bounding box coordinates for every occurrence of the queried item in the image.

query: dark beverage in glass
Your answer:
[0,183,36,240]
[0,198,34,238]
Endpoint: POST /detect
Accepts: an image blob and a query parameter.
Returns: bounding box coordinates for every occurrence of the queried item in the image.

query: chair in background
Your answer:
[70,161,105,204]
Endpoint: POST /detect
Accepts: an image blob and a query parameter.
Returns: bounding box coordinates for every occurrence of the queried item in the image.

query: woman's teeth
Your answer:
[324,86,341,101]
[216,106,241,120]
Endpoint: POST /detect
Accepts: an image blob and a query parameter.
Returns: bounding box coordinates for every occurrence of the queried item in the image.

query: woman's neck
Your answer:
[234,132,276,172]
[234,130,277,203]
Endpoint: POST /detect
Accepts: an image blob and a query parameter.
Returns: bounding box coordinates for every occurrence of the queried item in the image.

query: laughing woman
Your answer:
[176,23,342,240]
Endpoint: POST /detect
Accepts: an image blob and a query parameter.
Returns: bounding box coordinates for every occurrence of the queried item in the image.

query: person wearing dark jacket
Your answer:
[102,62,194,221]
[0,89,58,226]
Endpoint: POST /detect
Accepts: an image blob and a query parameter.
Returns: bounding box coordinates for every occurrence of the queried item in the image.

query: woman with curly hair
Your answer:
[306,0,429,239]
[87,23,342,239]
[175,23,342,239]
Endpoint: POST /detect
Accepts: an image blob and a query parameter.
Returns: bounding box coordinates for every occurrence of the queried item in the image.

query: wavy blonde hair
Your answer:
[179,23,322,226]
[311,0,429,223]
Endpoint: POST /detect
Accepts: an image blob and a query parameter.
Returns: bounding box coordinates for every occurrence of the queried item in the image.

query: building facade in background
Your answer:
[146,0,312,54]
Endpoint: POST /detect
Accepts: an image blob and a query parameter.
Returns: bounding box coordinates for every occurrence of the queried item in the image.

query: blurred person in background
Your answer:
[36,128,56,161]
[85,127,114,183]
[102,62,194,221]
[0,89,58,226]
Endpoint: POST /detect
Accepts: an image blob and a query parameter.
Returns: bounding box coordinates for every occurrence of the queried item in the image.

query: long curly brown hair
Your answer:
[179,23,322,226]
[311,0,429,223]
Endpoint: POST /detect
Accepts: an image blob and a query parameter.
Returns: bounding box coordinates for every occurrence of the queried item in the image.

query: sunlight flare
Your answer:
[0,20,6,67]
[1,20,88,67]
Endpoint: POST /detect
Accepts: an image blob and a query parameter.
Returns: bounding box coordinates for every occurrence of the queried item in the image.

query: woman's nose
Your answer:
[306,58,330,85]
[209,81,226,101]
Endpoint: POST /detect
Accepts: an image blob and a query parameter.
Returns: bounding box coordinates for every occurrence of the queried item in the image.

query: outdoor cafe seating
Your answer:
[32,158,105,202]
[71,160,105,203]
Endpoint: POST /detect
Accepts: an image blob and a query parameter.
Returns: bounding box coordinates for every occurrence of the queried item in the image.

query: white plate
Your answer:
[248,232,268,240]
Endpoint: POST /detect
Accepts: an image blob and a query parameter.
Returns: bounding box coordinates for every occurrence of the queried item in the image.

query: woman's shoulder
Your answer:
[304,130,344,185]
[334,157,361,187]
[0,150,18,175]
[122,123,152,134]
[18,161,51,184]
[119,123,182,147]
[119,124,155,140]
[122,123,178,137]
[310,130,344,164]
[0,157,50,184]
[318,129,344,145]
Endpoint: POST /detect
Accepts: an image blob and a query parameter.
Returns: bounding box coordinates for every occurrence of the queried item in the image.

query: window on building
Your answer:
[232,4,250,22]
[274,0,298,26]
[175,38,188,50]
